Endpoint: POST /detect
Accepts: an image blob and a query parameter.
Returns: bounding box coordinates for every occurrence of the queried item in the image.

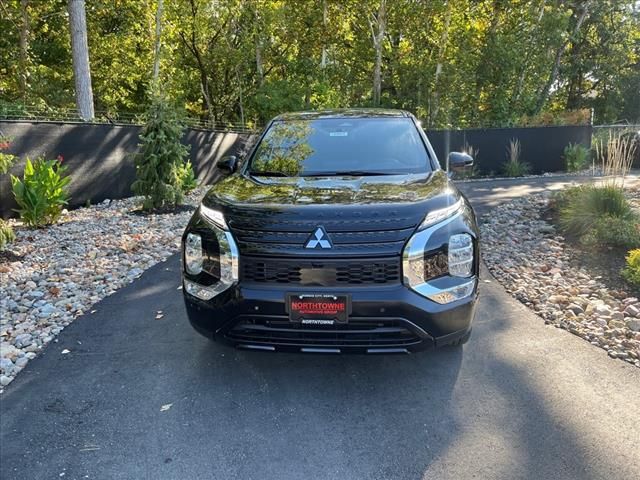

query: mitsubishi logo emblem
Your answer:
[305,226,332,249]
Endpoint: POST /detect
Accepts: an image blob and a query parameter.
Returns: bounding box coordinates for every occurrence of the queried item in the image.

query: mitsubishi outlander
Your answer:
[181,109,479,353]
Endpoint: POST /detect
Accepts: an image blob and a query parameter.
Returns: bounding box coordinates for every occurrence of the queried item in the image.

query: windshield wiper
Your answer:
[303,170,401,177]
[249,170,291,177]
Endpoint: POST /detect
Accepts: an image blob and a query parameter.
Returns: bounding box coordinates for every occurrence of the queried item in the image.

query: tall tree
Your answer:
[152,0,164,84]
[369,0,387,106]
[67,0,94,120]
[18,0,29,98]
[535,0,592,114]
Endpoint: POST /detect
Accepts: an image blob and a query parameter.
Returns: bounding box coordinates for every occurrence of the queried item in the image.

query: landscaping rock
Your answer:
[480,190,640,368]
[0,187,208,390]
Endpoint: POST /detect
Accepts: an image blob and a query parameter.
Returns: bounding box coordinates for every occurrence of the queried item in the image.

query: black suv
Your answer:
[181,109,479,353]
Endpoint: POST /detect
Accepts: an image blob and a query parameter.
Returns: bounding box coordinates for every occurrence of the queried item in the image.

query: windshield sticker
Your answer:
[329,131,348,137]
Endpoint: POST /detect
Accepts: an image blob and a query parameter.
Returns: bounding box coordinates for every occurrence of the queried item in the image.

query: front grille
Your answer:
[227,211,420,257]
[225,318,422,348]
[241,256,401,286]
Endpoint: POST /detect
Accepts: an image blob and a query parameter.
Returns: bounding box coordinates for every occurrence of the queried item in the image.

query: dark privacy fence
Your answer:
[0,121,255,219]
[0,121,592,218]
[425,125,592,175]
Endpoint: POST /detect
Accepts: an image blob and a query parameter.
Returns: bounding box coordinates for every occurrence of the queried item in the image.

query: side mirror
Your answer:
[217,155,237,173]
[448,151,474,170]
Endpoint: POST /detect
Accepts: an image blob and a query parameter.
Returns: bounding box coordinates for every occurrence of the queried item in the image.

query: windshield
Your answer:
[248,117,431,176]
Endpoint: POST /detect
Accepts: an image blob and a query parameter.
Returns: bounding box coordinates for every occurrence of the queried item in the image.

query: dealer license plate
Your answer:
[287,294,350,324]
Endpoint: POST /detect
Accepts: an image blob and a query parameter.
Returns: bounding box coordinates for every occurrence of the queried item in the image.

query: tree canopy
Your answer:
[0,0,638,128]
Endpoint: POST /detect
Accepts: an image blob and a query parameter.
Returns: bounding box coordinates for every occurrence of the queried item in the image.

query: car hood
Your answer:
[203,170,454,208]
[201,170,463,257]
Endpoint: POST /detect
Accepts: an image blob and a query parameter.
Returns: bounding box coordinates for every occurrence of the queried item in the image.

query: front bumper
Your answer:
[183,282,477,353]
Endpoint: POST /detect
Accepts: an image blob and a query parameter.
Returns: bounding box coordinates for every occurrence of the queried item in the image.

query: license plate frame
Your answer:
[286,293,350,324]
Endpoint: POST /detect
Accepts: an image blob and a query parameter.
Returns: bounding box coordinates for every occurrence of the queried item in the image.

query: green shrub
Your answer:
[0,137,17,249]
[622,249,640,286]
[502,138,530,177]
[176,160,198,193]
[11,157,71,227]
[0,220,15,251]
[580,215,640,249]
[132,93,190,210]
[556,184,633,238]
[563,143,590,172]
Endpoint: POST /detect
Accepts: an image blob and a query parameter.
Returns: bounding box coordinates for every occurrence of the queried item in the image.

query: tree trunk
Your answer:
[236,66,244,126]
[534,0,591,114]
[430,0,453,126]
[369,0,387,106]
[320,0,328,72]
[255,39,264,87]
[18,0,29,98]
[511,0,546,109]
[152,0,164,84]
[474,0,502,110]
[254,4,264,87]
[67,0,94,120]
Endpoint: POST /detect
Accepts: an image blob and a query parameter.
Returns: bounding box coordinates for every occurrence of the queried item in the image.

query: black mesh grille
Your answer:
[241,256,400,286]
[226,318,422,348]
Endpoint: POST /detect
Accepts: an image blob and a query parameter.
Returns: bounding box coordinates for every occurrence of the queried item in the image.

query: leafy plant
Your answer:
[563,143,590,172]
[176,160,198,193]
[580,216,640,249]
[555,184,636,242]
[0,137,17,250]
[622,249,640,286]
[0,136,17,175]
[11,157,71,227]
[0,221,15,251]
[502,138,530,177]
[132,93,190,210]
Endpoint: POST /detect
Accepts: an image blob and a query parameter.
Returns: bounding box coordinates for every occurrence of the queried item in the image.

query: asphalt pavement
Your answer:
[1,176,639,480]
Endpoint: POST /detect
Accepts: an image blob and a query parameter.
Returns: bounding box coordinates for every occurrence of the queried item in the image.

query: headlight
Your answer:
[200,204,228,230]
[448,233,473,277]
[402,202,476,303]
[184,233,203,275]
[182,207,239,301]
[419,198,463,230]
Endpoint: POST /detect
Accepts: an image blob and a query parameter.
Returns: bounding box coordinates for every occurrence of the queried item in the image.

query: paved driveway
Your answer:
[2,177,639,480]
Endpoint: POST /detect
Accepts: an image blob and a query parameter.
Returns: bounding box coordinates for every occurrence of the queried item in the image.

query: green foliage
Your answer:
[132,94,190,210]
[0,140,16,174]
[580,216,640,249]
[1,0,638,127]
[622,249,640,286]
[176,160,198,193]
[502,139,530,176]
[11,158,71,227]
[0,137,16,249]
[563,143,591,172]
[0,220,15,251]
[555,185,637,245]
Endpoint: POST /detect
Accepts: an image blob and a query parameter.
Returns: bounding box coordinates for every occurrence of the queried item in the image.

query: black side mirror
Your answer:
[448,151,474,170]
[217,155,237,173]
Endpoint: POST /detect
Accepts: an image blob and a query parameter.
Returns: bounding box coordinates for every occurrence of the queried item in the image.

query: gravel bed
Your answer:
[0,188,208,390]
[481,190,640,367]
[453,168,601,183]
